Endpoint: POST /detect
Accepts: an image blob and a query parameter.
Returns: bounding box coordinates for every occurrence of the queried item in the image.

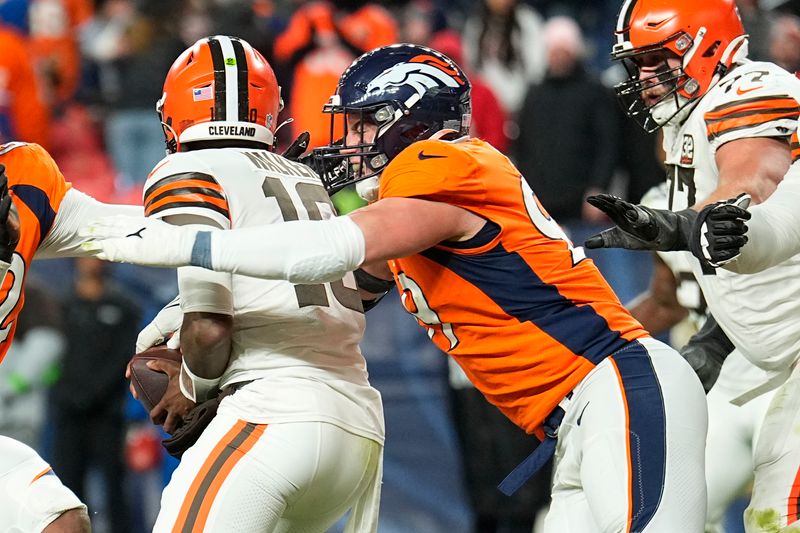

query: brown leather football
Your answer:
[129,345,182,412]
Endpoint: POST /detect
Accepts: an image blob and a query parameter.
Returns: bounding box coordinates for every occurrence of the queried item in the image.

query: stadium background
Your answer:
[2,0,798,531]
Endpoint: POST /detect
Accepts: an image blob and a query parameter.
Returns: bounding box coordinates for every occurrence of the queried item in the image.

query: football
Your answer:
[129,345,182,412]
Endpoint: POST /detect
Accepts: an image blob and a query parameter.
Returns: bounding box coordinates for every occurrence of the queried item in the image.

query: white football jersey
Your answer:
[143,148,384,443]
[661,59,800,379]
[641,184,772,392]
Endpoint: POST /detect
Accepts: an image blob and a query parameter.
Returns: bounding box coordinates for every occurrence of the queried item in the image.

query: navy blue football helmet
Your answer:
[311,43,471,193]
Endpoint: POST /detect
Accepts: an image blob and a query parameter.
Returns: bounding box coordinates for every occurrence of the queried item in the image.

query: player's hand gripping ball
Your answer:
[128,345,182,412]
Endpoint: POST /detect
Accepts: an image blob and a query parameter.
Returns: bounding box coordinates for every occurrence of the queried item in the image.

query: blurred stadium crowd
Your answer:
[2,0,800,532]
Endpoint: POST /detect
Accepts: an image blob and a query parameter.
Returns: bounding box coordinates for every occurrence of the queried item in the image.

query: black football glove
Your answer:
[584,194,697,251]
[281,131,310,161]
[679,315,735,393]
[689,194,751,270]
[0,164,19,267]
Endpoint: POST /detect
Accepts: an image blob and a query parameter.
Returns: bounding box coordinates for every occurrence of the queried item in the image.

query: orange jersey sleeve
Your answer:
[381,138,648,434]
[0,142,71,362]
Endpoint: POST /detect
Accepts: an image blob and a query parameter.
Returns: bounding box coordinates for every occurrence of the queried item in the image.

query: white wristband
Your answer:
[179,360,221,403]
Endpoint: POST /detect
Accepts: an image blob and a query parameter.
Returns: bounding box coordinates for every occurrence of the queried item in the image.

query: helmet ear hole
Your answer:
[703,41,721,58]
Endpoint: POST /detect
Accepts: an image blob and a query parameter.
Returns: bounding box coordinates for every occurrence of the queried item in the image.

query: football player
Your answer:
[632,184,774,533]
[573,1,800,531]
[0,139,144,531]
[123,36,384,533]
[83,43,709,532]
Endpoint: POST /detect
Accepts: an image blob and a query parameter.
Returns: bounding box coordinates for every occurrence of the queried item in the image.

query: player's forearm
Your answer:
[725,167,800,273]
[199,217,365,283]
[180,313,232,378]
[38,189,144,259]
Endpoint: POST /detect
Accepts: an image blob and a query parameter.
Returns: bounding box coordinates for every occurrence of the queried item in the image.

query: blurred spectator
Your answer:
[514,16,617,225]
[0,22,50,146]
[768,13,800,72]
[429,30,510,153]
[82,0,184,192]
[514,17,650,303]
[27,0,93,106]
[206,0,282,61]
[274,0,398,148]
[0,280,64,448]
[737,0,775,61]
[0,0,28,33]
[462,0,546,118]
[401,0,448,45]
[50,257,141,533]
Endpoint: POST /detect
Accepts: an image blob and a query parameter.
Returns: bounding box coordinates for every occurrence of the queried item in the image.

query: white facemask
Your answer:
[650,93,695,127]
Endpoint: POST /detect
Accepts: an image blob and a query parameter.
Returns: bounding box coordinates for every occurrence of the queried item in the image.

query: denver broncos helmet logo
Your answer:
[365,54,465,99]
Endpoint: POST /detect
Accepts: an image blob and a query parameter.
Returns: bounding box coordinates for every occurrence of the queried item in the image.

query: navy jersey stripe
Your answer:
[441,220,500,250]
[420,243,628,364]
[11,184,56,246]
[613,341,666,531]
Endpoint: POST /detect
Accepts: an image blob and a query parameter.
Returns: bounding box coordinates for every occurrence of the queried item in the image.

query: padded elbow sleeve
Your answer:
[208,216,366,283]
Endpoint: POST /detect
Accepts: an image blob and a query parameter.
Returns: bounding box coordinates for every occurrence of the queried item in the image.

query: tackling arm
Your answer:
[82,197,485,282]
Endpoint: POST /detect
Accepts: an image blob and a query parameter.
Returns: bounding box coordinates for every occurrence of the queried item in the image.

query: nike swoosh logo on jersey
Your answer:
[418,151,447,160]
[126,227,146,239]
[736,85,763,95]
[576,402,590,426]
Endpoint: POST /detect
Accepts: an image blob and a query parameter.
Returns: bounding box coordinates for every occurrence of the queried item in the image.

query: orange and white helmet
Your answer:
[612,0,747,131]
[157,35,283,153]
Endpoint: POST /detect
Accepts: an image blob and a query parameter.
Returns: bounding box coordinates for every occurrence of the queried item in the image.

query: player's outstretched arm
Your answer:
[583,194,699,252]
[80,197,482,282]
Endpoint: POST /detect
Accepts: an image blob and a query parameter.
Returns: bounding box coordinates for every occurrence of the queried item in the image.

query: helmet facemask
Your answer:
[313,95,464,194]
[614,33,706,133]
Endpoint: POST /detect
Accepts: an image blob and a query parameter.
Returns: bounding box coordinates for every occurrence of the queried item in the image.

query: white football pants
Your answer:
[0,435,86,532]
[154,418,383,533]
[544,337,708,533]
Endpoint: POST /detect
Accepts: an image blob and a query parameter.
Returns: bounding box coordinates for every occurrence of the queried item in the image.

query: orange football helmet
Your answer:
[612,0,747,131]
[157,36,283,153]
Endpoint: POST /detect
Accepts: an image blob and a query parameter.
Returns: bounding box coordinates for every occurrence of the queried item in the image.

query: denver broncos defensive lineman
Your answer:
[83,44,708,532]
[136,36,384,533]
[0,140,145,531]
[582,1,800,530]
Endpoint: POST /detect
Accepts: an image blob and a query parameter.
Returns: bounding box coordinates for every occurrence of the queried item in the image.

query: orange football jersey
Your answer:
[0,142,71,362]
[380,138,648,434]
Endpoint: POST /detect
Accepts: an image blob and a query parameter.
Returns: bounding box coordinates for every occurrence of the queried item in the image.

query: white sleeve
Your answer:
[725,163,800,273]
[168,217,232,316]
[36,188,143,259]
[203,216,366,284]
[178,266,233,315]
